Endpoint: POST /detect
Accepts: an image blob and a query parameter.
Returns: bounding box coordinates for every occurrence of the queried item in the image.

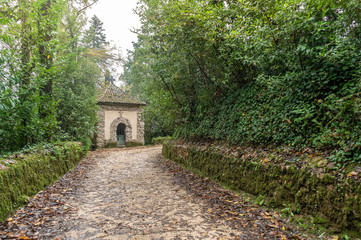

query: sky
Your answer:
[86,0,141,85]
[86,0,141,55]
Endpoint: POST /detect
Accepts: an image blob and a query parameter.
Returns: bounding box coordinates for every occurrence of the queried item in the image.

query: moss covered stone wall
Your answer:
[163,141,361,234]
[0,142,84,222]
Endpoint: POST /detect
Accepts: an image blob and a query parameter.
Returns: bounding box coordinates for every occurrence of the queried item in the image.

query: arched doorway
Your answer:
[110,117,132,145]
[116,123,126,146]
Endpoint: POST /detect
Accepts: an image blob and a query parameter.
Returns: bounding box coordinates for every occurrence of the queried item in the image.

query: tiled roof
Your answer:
[97,84,146,106]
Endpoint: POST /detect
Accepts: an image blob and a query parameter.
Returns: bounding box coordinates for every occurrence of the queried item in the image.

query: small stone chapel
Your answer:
[96,84,146,147]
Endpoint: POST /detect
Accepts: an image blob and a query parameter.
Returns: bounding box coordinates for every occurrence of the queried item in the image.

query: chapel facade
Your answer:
[96,84,146,147]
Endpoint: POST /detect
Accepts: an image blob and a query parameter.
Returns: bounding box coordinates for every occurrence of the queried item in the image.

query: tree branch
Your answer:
[74,0,99,17]
[159,74,183,108]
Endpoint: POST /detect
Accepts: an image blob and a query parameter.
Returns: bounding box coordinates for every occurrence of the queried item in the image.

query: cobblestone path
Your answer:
[49,146,246,239]
[1,146,315,240]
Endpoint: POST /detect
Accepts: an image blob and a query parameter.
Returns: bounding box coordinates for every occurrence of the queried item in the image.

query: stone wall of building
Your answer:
[96,104,145,148]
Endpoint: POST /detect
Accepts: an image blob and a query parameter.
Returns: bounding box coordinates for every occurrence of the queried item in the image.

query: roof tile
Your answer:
[97,84,146,106]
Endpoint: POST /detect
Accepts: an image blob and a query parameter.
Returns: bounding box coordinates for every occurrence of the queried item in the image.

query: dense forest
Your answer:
[0,0,118,154]
[123,0,361,164]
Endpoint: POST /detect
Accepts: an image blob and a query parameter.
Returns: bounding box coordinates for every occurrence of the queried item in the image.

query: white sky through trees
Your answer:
[87,0,141,55]
[86,0,141,85]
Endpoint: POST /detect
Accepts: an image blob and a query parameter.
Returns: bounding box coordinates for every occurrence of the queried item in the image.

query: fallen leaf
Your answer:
[226,211,239,215]
[18,236,30,240]
[280,235,287,240]
[347,171,357,177]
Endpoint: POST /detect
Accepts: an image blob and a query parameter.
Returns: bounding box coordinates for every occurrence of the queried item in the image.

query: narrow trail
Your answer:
[1,146,314,239]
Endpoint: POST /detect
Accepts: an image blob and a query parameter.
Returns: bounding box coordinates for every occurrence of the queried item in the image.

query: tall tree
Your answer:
[0,0,101,153]
[83,15,121,85]
[38,0,55,97]
[83,15,108,49]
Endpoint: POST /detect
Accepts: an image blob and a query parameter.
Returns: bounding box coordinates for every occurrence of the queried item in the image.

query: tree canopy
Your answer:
[83,15,108,50]
[123,0,361,162]
[0,0,103,154]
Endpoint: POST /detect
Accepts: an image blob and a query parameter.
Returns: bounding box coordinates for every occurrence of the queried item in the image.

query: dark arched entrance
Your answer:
[116,123,126,146]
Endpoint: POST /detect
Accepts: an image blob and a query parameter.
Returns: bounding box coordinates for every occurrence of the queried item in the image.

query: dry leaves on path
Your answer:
[159,156,318,240]
[0,151,107,239]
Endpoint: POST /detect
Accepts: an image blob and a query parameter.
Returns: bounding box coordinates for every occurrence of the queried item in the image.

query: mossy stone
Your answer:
[162,141,361,237]
[0,142,83,222]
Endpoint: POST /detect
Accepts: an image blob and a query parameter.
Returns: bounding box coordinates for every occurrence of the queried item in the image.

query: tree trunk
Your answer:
[39,0,54,97]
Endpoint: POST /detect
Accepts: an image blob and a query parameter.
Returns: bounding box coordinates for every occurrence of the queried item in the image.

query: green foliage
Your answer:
[103,142,118,148]
[124,0,361,163]
[163,141,361,236]
[125,141,144,147]
[54,58,99,147]
[83,15,108,50]
[83,15,120,85]
[0,0,62,152]
[0,142,83,222]
[152,136,172,145]
[0,0,100,154]
[122,52,178,144]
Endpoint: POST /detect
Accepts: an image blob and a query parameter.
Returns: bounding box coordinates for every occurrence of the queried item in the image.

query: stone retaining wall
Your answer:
[163,141,361,236]
[0,142,84,222]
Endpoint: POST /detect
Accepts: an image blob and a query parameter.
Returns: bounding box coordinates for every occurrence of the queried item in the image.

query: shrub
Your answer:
[152,136,173,145]
[125,141,144,147]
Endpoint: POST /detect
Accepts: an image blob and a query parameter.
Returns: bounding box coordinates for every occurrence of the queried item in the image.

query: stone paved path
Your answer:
[50,146,247,239]
[1,146,319,240]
